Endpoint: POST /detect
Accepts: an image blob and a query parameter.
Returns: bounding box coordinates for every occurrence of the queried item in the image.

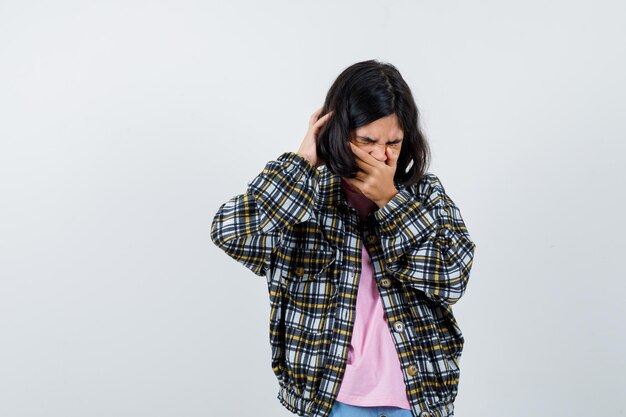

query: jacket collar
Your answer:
[315,165,405,211]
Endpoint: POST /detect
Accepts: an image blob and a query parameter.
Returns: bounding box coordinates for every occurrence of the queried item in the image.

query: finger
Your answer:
[312,111,333,133]
[314,110,333,126]
[309,107,325,126]
[354,155,374,175]
[348,143,367,170]
[349,142,377,170]
[309,112,320,126]
[354,170,367,181]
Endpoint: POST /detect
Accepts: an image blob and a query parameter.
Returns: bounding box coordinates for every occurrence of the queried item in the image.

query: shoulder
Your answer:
[400,171,457,209]
[407,171,446,197]
[419,172,443,187]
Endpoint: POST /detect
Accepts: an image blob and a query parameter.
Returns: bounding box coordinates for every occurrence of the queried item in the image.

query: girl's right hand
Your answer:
[296,107,333,168]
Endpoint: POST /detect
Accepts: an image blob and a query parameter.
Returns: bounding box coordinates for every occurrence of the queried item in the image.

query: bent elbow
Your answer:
[210,211,228,249]
[447,240,476,304]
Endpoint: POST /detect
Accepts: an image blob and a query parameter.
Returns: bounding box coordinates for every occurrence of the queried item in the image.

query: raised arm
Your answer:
[210,152,320,277]
[373,173,477,306]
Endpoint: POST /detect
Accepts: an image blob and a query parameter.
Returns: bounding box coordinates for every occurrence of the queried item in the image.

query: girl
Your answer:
[211,59,476,417]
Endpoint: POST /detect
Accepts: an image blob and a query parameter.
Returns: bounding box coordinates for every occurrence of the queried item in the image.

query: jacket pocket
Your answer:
[275,228,336,334]
[403,287,461,402]
[417,331,458,402]
[275,225,336,281]
[281,323,327,399]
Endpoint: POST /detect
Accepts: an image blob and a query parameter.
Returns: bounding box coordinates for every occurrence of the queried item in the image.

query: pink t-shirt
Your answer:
[335,178,412,409]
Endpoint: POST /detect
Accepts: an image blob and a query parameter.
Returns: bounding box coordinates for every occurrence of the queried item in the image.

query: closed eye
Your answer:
[355,136,403,146]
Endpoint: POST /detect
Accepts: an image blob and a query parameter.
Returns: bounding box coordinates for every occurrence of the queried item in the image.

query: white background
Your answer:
[1,1,625,416]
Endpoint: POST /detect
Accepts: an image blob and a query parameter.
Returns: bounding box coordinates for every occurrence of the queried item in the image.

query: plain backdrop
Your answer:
[1,1,625,416]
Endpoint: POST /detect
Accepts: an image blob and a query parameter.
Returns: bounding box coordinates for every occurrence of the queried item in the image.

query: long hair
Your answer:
[317,59,430,188]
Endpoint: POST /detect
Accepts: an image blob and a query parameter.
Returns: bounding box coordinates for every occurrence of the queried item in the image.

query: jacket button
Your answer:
[379,278,392,288]
[295,266,305,277]
[408,364,418,376]
[366,234,377,244]
[393,321,404,332]
[419,412,430,417]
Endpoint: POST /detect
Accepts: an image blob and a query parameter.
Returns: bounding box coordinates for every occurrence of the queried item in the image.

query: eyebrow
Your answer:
[356,135,404,143]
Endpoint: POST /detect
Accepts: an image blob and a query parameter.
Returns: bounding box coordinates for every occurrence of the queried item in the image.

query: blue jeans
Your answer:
[329,400,414,417]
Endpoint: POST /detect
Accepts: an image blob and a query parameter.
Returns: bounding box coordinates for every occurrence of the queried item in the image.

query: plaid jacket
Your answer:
[210,151,476,417]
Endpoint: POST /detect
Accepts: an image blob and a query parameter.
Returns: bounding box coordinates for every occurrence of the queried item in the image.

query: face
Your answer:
[349,113,404,163]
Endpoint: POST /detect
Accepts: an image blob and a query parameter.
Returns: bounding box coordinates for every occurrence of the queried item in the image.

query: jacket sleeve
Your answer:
[210,151,320,277]
[373,173,476,306]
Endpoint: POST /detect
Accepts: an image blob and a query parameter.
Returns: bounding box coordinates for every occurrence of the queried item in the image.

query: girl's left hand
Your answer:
[343,142,399,209]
